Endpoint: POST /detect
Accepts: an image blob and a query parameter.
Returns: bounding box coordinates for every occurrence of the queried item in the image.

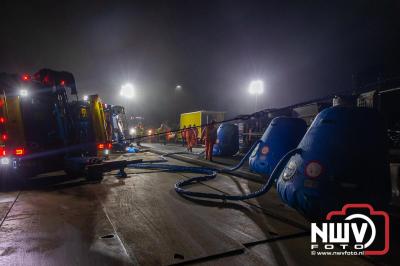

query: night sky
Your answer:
[1,0,399,126]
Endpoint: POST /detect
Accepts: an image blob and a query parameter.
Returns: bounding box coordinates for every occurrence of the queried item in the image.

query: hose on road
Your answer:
[128,140,302,201]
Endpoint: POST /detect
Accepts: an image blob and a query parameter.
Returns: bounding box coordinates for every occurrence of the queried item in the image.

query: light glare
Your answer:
[129,128,136,135]
[120,83,135,99]
[0,157,10,165]
[20,89,28,97]
[248,80,264,95]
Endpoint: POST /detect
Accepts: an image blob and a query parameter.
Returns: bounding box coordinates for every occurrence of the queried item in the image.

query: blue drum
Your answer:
[249,117,307,176]
[213,123,239,156]
[276,106,391,220]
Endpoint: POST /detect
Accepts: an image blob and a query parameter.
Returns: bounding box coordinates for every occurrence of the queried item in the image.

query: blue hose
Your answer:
[161,150,205,160]
[174,148,301,200]
[128,140,301,201]
[219,140,261,172]
[163,151,205,157]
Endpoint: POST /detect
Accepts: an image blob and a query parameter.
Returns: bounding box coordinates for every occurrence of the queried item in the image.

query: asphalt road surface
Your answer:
[0,151,395,265]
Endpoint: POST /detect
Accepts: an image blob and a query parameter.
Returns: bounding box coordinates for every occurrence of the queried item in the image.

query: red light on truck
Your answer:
[22,74,31,81]
[0,147,5,156]
[43,75,51,85]
[60,80,66,86]
[14,148,25,156]
[1,134,7,141]
[0,117,5,123]
[107,143,112,149]
[97,143,105,150]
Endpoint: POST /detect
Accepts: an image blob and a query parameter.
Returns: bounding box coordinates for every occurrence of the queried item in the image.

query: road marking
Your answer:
[0,191,21,229]
[97,194,140,266]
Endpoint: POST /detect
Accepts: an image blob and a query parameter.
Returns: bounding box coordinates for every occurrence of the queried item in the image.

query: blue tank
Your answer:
[276,106,391,220]
[249,117,307,177]
[213,123,239,156]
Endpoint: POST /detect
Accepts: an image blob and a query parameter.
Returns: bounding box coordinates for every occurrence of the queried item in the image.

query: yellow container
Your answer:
[179,111,225,139]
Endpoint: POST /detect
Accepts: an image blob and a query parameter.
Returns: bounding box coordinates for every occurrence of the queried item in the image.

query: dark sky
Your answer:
[1,0,399,126]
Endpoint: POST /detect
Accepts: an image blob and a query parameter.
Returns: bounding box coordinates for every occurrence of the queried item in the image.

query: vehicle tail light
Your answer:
[14,148,25,156]
[97,143,105,150]
[1,134,7,141]
[106,143,112,149]
[0,147,5,157]
[22,74,31,81]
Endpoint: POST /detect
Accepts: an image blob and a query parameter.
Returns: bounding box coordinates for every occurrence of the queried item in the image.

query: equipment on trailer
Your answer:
[249,117,307,176]
[104,105,129,151]
[212,123,239,156]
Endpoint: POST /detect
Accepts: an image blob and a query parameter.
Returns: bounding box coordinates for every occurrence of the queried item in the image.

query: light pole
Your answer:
[248,80,264,112]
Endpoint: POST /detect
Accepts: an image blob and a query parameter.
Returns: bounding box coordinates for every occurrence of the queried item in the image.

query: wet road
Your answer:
[0,151,391,265]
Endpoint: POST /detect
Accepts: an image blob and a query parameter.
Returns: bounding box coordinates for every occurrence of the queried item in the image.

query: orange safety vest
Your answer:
[202,124,217,142]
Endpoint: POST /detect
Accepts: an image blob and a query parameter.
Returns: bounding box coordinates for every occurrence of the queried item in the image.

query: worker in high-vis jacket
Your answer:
[186,124,193,152]
[201,120,217,161]
[192,123,199,146]
[181,125,187,147]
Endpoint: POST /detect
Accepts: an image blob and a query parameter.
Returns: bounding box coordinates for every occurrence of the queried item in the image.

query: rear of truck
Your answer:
[0,70,112,183]
[0,72,71,181]
[67,96,111,158]
[0,74,26,173]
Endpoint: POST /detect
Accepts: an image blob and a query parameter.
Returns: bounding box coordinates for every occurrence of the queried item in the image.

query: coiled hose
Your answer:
[174,148,301,200]
[129,140,302,201]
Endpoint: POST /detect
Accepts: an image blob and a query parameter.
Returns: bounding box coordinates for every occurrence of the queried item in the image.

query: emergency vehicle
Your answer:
[0,69,112,185]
